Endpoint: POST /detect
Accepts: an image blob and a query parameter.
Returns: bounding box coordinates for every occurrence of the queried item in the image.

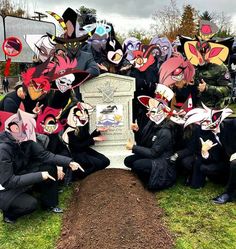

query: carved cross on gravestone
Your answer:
[98,81,117,103]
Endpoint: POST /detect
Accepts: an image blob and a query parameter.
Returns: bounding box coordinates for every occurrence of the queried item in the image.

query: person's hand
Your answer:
[198,79,207,92]
[57,166,65,180]
[97,63,108,71]
[96,127,109,132]
[169,153,179,164]
[131,122,139,131]
[33,102,44,114]
[69,161,84,172]
[126,138,134,150]
[120,64,132,71]
[41,171,56,181]
[93,135,106,142]
[230,153,236,162]
[200,137,217,153]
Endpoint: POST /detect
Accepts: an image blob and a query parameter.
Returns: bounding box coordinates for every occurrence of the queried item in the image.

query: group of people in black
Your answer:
[0,7,236,224]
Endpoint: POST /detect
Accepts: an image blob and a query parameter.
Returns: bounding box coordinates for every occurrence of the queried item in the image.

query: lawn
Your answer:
[0,186,73,249]
[158,181,236,249]
[0,180,236,249]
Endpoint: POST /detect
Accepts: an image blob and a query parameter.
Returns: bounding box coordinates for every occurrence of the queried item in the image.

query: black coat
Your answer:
[219,118,236,157]
[0,131,72,211]
[132,120,176,190]
[68,125,100,155]
[0,91,22,113]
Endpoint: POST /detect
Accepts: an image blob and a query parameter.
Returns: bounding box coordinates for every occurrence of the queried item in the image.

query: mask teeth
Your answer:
[44,124,57,134]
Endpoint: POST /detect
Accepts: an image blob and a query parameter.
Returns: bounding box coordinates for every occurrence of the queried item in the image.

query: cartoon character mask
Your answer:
[150,36,173,62]
[170,94,193,125]
[159,55,195,88]
[47,55,90,93]
[130,44,160,72]
[24,34,56,62]
[21,58,52,100]
[138,84,174,125]
[67,102,94,128]
[105,37,124,65]
[180,20,234,66]
[184,103,233,133]
[86,22,111,52]
[36,107,65,134]
[62,102,94,144]
[4,109,36,142]
[123,37,141,61]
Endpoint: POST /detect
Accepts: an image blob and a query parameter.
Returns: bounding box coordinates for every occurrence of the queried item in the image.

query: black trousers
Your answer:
[36,164,59,208]
[226,161,236,194]
[4,193,38,220]
[4,164,59,219]
[180,155,229,188]
[124,154,152,184]
[3,85,9,93]
[73,148,110,178]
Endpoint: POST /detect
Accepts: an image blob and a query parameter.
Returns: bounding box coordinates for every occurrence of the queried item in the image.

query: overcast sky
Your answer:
[28,0,236,34]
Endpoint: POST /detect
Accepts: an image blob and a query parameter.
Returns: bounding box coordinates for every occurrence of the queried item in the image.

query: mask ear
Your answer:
[184,41,200,66]
[138,96,151,107]
[206,42,229,65]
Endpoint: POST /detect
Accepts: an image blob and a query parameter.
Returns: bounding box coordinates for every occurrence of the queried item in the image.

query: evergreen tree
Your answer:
[179,4,197,38]
[200,11,212,21]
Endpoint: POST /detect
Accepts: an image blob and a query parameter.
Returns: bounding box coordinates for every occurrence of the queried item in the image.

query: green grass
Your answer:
[0,186,73,249]
[0,95,4,101]
[157,181,236,249]
[1,180,236,249]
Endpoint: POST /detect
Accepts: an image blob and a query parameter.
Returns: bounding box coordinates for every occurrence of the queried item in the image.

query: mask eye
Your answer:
[59,69,66,75]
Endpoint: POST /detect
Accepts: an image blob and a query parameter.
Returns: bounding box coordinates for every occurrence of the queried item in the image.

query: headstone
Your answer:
[80,73,136,169]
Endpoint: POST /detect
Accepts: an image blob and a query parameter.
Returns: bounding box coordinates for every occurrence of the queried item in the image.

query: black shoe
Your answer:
[49,207,63,213]
[3,216,16,224]
[212,193,232,204]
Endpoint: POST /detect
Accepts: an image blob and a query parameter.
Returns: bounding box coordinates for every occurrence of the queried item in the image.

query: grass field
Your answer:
[158,181,236,249]
[0,179,236,249]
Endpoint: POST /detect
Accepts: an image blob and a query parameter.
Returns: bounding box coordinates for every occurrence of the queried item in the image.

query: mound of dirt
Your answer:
[57,169,174,249]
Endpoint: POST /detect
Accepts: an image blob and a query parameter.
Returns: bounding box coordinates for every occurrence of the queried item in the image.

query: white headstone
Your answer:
[80,73,136,169]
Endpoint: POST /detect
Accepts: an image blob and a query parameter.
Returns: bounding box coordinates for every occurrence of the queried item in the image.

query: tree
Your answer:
[212,11,234,37]
[179,4,197,38]
[127,29,151,45]
[78,5,96,17]
[200,11,212,21]
[150,0,181,40]
[0,0,26,17]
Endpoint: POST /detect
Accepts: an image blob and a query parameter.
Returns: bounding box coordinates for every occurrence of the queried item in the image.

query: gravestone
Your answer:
[80,73,136,169]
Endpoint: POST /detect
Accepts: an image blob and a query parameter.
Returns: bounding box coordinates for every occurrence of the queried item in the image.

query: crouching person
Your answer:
[124,85,176,190]
[0,110,83,223]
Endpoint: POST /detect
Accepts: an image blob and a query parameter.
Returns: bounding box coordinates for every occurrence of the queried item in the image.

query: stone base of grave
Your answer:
[91,144,131,170]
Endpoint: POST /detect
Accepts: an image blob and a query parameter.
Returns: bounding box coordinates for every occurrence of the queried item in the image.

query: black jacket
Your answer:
[0,91,22,113]
[132,120,176,190]
[219,118,236,157]
[0,131,72,211]
[68,125,100,155]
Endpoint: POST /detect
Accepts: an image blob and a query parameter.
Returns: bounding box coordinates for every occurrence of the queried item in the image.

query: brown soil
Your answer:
[57,169,174,249]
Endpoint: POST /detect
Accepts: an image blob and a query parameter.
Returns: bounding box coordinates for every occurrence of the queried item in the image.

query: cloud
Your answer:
[30,0,236,33]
